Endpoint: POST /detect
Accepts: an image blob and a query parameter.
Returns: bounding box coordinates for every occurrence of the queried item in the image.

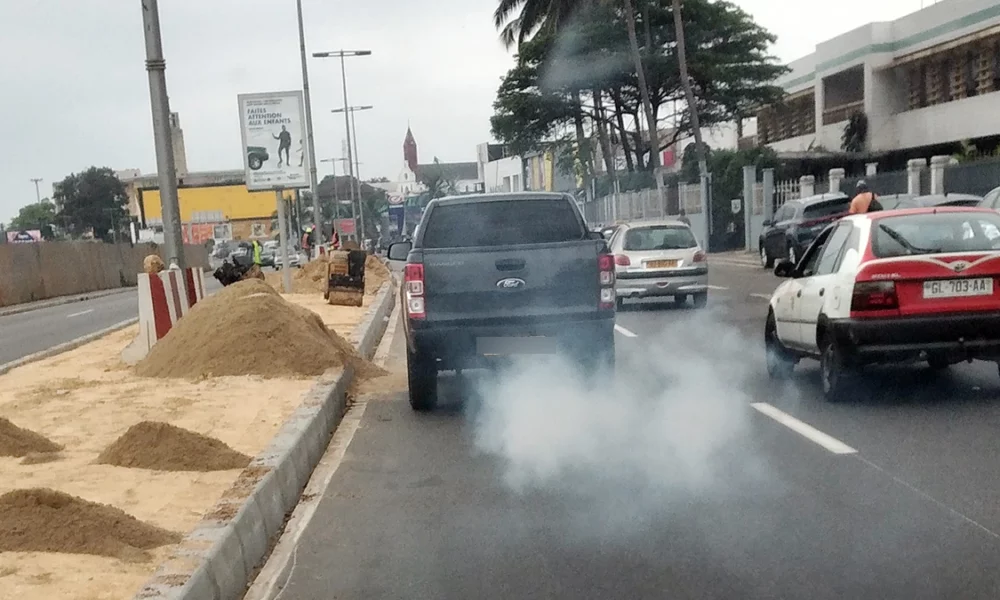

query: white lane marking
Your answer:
[66,309,94,318]
[244,299,401,600]
[750,293,771,300]
[614,324,638,338]
[707,285,729,290]
[751,402,857,455]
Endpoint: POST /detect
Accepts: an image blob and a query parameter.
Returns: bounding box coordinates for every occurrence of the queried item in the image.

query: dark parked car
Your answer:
[883,193,982,209]
[977,186,1000,210]
[759,193,850,268]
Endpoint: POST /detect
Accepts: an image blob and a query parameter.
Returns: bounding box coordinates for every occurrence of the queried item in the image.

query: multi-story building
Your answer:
[753,0,1000,155]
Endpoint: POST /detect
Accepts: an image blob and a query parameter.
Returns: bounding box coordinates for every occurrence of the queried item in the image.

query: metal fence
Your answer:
[944,158,1000,196]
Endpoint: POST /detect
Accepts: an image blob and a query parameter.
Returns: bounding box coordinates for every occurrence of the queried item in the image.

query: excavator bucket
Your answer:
[325,250,365,306]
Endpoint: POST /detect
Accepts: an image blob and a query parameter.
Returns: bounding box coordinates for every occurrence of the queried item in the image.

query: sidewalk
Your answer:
[709,249,761,268]
[0,287,135,318]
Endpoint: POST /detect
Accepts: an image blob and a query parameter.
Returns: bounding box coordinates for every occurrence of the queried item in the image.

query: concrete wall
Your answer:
[0,242,209,307]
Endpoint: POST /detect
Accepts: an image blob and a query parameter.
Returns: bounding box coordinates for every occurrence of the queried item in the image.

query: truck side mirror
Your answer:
[387,241,412,261]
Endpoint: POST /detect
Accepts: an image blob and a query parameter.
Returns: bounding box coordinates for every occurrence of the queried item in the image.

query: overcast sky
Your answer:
[0,0,928,223]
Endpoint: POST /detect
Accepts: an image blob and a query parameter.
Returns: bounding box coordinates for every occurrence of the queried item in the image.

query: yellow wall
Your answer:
[142,184,291,222]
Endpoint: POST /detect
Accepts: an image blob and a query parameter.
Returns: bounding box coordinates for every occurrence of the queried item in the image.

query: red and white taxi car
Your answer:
[764,206,1000,400]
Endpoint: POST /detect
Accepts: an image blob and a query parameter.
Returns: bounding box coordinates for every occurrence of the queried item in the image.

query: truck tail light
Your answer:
[693,250,706,263]
[614,254,631,266]
[404,263,426,319]
[598,254,616,309]
[851,281,898,313]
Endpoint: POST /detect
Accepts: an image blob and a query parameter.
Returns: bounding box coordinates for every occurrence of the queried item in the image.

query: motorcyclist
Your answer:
[849,180,883,214]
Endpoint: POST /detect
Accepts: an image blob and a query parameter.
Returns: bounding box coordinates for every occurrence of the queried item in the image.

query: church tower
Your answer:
[403,126,418,172]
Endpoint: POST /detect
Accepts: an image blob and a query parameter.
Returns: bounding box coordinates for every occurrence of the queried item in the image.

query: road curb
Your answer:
[0,287,135,318]
[132,281,396,600]
[0,317,139,377]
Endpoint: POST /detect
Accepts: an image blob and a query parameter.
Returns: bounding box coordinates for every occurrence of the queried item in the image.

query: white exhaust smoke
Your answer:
[468,309,764,535]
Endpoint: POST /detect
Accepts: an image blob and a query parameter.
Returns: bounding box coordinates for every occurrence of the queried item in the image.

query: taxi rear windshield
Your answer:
[872,213,1000,257]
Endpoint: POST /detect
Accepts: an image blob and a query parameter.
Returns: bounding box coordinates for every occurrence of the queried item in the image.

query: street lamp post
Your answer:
[294,0,322,250]
[140,0,184,268]
[312,50,371,244]
[29,178,42,204]
[331,105,372,243]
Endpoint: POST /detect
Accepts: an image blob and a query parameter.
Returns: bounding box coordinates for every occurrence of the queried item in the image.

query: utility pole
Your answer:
[29,178,42,204]
[140,0,184,268]
[295,0,323,251]
[332,105,372,243]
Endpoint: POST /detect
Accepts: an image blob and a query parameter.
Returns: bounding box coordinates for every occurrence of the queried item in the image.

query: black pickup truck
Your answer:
[387,192,617,411]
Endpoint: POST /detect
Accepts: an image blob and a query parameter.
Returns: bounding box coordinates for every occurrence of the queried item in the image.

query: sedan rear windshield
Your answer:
[623,226,696,251]
[803,199,849,219]
[872,213,1000,257]
[420,198,585,248]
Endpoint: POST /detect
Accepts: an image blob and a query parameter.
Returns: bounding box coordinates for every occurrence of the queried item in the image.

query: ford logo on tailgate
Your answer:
[496,277,526,289]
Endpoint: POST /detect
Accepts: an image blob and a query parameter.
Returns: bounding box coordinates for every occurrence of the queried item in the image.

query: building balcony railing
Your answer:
[822,100,865,125]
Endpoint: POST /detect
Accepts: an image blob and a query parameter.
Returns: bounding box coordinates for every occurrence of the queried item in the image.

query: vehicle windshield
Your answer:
[803,198,849,219]
[623,225,696,251]
[872,212,1000,257]
[420,198,585,248]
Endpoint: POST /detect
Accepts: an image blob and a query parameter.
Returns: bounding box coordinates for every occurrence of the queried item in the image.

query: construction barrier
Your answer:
[121,267,206,364]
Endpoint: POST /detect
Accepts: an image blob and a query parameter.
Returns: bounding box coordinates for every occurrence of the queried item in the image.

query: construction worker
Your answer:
[246,239,264,279]
[849,180,883,214]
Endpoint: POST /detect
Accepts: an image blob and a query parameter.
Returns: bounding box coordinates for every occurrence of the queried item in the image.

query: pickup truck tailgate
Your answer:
[422,242,601,323]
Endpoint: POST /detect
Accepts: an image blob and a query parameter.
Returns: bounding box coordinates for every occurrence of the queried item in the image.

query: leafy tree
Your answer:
[417,158,460,200]
[9,200,58,240]
[52,167,129,242]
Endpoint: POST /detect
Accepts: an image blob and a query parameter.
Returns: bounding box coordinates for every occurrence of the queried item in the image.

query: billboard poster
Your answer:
[6,230,41,243]
[237,90,309,191]
[388,205,404,234]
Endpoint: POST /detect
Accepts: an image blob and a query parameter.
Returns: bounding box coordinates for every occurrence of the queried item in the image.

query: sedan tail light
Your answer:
[851,281,898,312]
[693,250,706,263]
[614,254,631,266]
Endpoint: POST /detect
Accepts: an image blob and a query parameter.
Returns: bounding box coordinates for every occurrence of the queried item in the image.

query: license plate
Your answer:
[477,336,557,356]
[923,278,994,299]
[647,260,679,269]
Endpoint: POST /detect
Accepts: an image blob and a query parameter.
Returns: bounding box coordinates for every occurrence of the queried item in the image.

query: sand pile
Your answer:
[135,279,384,380]
[0,417,62,457]
[265,257,329,294]
[365,255,390,295]
[96,421,251,472]
[0,488,181,561]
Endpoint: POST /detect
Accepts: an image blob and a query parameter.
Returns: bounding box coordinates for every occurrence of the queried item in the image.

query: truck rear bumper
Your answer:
[410,317,615,369]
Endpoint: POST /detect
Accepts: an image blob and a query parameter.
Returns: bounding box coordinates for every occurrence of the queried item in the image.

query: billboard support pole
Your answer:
[141,0,184,269]
[295,0,322,252]
[276,189,293,293]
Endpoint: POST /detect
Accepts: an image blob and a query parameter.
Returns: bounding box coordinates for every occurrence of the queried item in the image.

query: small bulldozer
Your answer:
[323,250,366,307]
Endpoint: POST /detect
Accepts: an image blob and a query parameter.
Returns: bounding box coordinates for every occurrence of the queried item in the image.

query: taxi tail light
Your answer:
[851,280,898,312]
[404,263,426,319]
[693,250,706,263]
[614,254,631,266]
[599,254,616,309]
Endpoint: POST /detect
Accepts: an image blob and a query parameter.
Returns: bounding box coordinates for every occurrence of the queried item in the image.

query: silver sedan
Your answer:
[608,220,709,308]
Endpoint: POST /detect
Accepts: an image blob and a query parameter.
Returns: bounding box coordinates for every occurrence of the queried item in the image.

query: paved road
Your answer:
[275,259,1000,599]
[0,280,222,366]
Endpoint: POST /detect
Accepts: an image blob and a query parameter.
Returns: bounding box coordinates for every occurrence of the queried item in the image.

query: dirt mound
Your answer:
[265,257,329,294]
[0,417,62,457]
[96,421,251,472]
[0,488,181,561]
[135,278,384,379]
[365,255,390,295]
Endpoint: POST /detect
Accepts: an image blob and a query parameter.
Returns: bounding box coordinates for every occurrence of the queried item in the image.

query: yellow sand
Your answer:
[0,294,368,600]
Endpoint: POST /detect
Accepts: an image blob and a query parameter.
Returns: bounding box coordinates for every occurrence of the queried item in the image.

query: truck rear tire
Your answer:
[407,347,437,412]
